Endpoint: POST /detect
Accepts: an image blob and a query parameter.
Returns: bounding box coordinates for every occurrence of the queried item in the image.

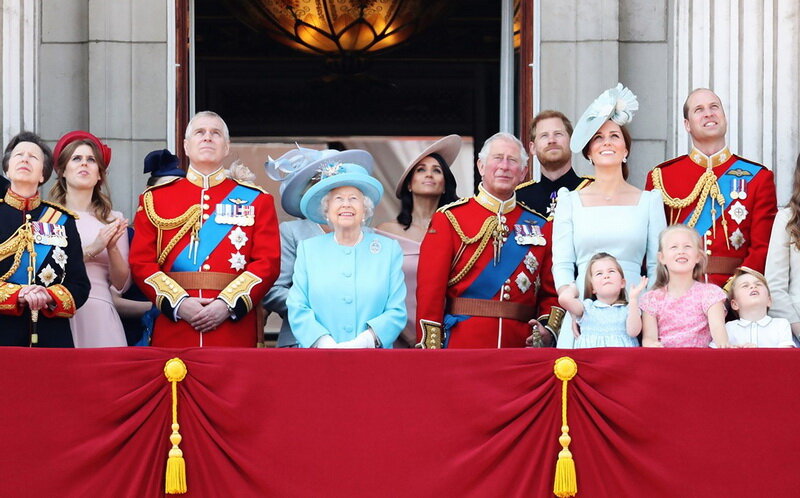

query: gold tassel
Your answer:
[553,357,578,497]
[164,358,188,494]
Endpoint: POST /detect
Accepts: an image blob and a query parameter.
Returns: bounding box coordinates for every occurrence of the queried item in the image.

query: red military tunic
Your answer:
[130,166,280,347]
[415,185,562,348]
[646,147,777,287]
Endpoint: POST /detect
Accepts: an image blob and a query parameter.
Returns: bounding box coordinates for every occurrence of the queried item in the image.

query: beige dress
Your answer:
[375,229,420,348]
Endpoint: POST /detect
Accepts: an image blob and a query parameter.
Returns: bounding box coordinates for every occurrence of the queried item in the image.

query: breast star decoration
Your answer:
[729,228,745,250]
[524,253,539,273]
[38,264,57,287]
[728,201,748,225]
[52,246,68,269]
[515,272,531,293]
[228,252,247,271]
[228,226,248,251]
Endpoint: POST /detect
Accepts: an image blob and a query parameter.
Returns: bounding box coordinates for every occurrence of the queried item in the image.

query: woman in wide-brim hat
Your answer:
[263,147,375,347]
[551,83,666,348]
[287,163,406,348]
[48,130,129,348]
[376,135,461,347]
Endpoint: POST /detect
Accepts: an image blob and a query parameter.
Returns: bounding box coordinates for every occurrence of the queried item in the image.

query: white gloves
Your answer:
[312,330,377,349]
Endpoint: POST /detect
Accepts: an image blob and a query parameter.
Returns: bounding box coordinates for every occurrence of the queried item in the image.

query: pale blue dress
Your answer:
[287,230,406,348]
[574,299,639,348]
[552,188,666,348]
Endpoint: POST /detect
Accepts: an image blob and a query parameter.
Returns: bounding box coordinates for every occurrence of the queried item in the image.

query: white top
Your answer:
[721,316,795,348]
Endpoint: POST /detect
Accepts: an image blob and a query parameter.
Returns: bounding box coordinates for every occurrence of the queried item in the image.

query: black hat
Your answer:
[143,149,185,178]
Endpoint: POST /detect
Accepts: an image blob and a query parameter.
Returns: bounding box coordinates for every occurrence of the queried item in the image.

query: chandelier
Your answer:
[223,0,452,59]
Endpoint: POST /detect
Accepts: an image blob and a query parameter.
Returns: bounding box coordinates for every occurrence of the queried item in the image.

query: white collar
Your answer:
[591,300,626,309]
[734,315,773,327]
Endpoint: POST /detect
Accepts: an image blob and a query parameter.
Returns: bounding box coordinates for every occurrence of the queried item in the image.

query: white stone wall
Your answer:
[537,0,670,188]
[38,0,170,218]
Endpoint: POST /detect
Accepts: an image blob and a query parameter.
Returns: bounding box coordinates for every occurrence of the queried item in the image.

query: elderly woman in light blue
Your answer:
[552,83,666,348]
[287,163,406,348]
[263,147,375,347]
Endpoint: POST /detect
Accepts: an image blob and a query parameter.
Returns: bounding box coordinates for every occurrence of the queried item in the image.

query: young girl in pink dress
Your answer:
[639,225,730,347]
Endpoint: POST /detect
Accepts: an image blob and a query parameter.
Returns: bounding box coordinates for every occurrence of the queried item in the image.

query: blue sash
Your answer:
[443,209,547,346]
[684,159,761,235]
[9,209,68,285]
[170,185,259,272]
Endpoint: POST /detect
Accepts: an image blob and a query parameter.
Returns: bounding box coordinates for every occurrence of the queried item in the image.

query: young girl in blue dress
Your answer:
[558,252,646,347]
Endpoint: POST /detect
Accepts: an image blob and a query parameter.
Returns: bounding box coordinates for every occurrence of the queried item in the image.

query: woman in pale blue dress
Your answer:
[552,84,666,348]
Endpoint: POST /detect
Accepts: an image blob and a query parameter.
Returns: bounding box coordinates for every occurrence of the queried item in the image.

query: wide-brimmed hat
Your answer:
[570,83,638,154]
[52,130,112,171]
[265,148,374,218]
[395,134,461,198]
[143,149,185,178]
[299,163,383,225]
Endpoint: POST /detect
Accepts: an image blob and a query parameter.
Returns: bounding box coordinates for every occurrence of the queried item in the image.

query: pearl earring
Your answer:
[623,157,628,163]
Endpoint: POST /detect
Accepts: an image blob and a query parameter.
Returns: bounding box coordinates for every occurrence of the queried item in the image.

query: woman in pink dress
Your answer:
[376,135,461,347]
[49,131,129,347]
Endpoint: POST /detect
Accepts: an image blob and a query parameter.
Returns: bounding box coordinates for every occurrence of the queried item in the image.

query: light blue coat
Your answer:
[287,231,406,348]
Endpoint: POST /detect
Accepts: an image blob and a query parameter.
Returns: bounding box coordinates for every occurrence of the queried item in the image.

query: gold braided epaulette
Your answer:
[515,178,537,189]
[436,197,468,213]
[231,179,269,194]
[516,202,549,219]
[41,200,78,219]
[142,176,181,193]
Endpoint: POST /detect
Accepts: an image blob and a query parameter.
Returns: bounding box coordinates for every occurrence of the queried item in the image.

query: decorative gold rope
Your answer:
[143,191,202,264]
[444,212,497,286]
[553,357,578,497]
[164,358,188,494]
[651,167,726,227]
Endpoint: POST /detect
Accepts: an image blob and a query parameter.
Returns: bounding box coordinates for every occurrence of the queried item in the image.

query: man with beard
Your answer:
[516,110,592,217]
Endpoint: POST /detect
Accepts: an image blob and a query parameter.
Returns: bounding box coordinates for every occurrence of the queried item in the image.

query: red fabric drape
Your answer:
[0,348,798,497]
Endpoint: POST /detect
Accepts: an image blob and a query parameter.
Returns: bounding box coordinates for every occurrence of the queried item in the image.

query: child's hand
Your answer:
[571,319,581,339]
[643,338,664,347]
[630,276,648,299]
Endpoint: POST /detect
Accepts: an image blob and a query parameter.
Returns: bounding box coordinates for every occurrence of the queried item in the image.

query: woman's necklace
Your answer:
[333,231,364,246]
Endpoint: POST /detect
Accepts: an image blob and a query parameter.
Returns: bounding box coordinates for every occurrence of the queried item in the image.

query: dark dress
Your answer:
[0,190,90,347]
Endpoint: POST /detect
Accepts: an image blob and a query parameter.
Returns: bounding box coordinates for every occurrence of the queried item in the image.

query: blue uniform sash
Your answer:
[171,184,259,272]
[9,209,68,285]
[443,209,547,346]
[684,159,762,235]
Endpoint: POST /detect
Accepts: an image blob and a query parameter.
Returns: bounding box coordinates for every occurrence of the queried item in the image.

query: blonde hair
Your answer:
[727,267,771,302]
[583,252,628,304]
[652,224,708,290]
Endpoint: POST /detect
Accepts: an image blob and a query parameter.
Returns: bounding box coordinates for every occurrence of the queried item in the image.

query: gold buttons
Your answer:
[705,249,712,255]
[203,195,210,201]
[202,264,211,270]
[203,214,210,220]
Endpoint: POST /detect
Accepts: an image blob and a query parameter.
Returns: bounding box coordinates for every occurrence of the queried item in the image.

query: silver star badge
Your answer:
[515,272,531,293]
[52,246,68,269]
[729,228,745,250]
[38,264,57,287]
[228,226,248,251]
[728,201,748,225]
[228,252,247,271]
[524,253,539,273]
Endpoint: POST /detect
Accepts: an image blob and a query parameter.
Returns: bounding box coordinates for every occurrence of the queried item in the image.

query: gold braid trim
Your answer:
[444,211,497,286]
[650,167,725,227]
[0,224,34,281]
[143,191,202,265]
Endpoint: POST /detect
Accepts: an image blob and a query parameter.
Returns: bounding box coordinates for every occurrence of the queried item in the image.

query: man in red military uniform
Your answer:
[646,88,777,288]
[416,132,563,348]
[130,111,280,347]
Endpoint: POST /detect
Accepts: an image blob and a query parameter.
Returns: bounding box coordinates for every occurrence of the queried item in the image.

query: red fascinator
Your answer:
[52,130,112,171]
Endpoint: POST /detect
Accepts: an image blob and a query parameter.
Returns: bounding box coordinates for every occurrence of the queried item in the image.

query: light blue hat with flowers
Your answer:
[300,163,384,225]
[265,147,374,218]
[570,83,639,153]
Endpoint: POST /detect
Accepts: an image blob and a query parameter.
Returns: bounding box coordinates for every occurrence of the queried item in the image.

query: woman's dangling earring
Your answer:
[623,156,628,163]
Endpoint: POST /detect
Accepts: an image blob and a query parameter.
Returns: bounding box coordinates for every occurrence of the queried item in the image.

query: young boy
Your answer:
[724,267,794,348]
